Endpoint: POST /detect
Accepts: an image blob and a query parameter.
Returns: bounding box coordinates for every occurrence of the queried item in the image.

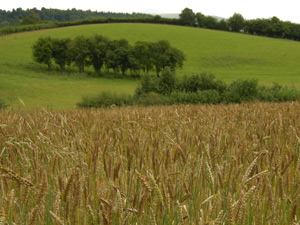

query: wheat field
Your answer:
[1,102,300,224]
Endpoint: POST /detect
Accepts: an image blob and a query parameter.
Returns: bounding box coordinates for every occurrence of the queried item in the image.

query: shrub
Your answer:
[135,92,169,106]
[135,74,159,96]
[223,79,259,103]
[168,91,190,104]
[195,90,221,104]
[77,92,133,108]
[77,77,299,108]
[158,67,177,94]
[258,83,300,102]
[169,90,221,104]
[180,73,227,93]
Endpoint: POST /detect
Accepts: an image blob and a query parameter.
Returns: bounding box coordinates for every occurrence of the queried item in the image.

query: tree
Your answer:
[158,67,176,94]
[134,41,153,74]
[244,19,264,35]
[51,37,71,71]
[32,37,53,70]
[202,16,218,29]
[128,55,140,77]
[168,47,185,72]
[218,19,228,31]
[115,39,133,76]
[270,17,284,37]
[228,13,245,32]
[150,40,172,77]
[150,40,185,77]
[87,35,109,75]
[105,40,120,73]
[153,15,162,22]
[20,12,41,25]
[68,36,89,73]
[195,12,205,27]
[179,8,195,26]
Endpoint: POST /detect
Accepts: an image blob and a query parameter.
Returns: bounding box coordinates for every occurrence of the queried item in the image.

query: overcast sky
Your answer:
[2,0,300,23]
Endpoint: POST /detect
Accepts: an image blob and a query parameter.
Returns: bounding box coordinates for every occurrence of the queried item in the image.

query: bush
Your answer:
[135,74,159,96]
[158,67,177,94]
[179,73,227,93]
[223,79,259,103]
[196,90,221,104]
[77,92,133,108]
[169,90,221,104]
[135,92,169,106]
[77,76,300,108]
[258,83,300,102]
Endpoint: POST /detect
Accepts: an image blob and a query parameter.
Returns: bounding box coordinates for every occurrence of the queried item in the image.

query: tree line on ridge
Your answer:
[3,7,300,42]
[179,8,300,40]
[0,7,152,27]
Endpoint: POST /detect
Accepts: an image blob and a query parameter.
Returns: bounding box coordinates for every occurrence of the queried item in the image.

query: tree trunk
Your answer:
[60,65,65,71]
[80,65,84,73]
[47,62,52,71]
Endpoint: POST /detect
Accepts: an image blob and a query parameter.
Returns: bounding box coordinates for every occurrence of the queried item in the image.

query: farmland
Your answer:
[1,102,300,224]
[1,23,300,108]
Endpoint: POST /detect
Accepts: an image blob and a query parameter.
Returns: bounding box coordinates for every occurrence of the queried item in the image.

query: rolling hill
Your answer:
[1,23,300,109]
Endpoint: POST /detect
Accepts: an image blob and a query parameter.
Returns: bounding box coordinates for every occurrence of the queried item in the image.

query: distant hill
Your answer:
[158,13,179,19]
[0,7,153,27]
[158,13,226,21]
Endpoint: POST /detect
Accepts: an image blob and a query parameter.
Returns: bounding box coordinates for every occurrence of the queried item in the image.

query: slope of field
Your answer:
[1,23,300,108]
[1,102,300,224]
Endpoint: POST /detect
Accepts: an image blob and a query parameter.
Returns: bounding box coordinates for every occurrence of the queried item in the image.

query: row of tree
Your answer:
[32,35,185,76]
[3,7,300,42]
[0,7,153,27]
[179,8,300,40]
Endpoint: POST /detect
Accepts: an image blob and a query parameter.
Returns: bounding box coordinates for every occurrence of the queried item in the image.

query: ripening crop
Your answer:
[0,102,300,224]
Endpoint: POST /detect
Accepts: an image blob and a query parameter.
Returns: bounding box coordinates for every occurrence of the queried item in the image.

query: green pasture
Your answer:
[1,23,300,108]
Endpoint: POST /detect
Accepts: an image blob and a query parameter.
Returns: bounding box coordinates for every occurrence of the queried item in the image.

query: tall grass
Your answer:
[0,102,300,224]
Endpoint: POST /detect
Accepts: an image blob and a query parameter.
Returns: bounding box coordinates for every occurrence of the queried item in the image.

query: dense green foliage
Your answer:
[3,7,300,43]
[32,35,185,76]
[77,91,134,108]
[2,6,300,45]
[179,8,300,41]
[227,13,245,32]
[19,12,42,25]
[179,8,196,26]
[78,69,300,108]
[0,23,56,34]
[0,7,152,27]
[87,35,109,75]
[32,37,53,70]
[51,37,71,71]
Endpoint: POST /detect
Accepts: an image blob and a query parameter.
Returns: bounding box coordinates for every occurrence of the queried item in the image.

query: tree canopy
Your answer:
[0,7,153,27]
[32,35,185,77]
[179,8,195,26]
[19,12,41,25]
[228,13,245,32]
[32,37,53,70]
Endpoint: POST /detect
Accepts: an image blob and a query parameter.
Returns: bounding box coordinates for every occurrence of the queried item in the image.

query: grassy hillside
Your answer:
[1,23,300,108]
